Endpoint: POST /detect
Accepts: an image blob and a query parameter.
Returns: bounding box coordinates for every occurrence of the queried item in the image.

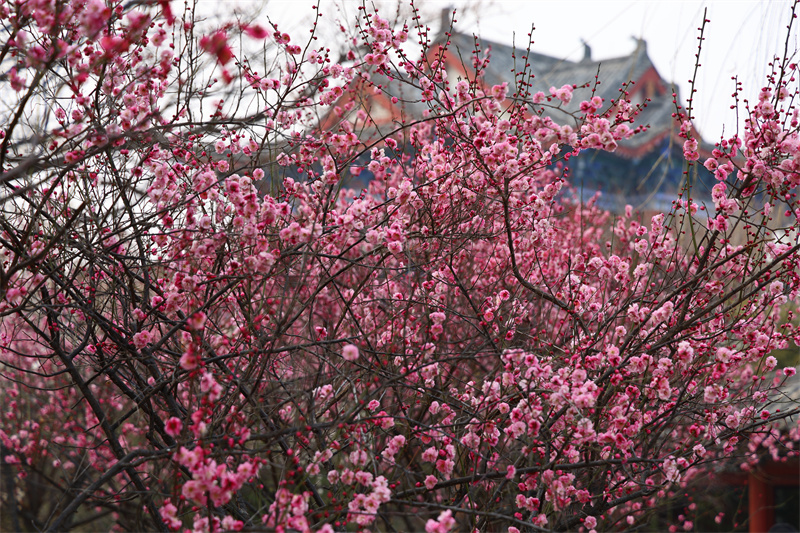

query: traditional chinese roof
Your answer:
[432,28,704,160]
[322,23,710,162]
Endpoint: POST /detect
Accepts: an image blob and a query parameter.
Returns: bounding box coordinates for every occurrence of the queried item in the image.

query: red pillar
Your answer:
[749,470,774,533]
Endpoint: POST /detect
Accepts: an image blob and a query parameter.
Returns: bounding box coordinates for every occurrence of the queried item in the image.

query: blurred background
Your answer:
[232,0,797,141]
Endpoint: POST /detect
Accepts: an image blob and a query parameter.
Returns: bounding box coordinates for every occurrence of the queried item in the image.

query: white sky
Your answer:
[203,0,797,142]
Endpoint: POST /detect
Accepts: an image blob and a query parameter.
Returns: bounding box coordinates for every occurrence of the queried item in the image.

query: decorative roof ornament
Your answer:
[580,39,592,62]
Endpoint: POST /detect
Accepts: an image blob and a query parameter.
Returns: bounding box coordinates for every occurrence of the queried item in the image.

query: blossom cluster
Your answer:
[0,1,798,532]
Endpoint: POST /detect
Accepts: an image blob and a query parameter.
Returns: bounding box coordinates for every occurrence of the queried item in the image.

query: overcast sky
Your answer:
[207,0,797,141]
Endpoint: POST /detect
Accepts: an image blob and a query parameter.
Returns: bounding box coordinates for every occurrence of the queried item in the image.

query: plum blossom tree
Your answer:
[0,0,799,532]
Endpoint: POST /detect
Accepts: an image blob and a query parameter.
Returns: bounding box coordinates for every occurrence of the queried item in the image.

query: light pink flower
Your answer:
[342,344,359,361]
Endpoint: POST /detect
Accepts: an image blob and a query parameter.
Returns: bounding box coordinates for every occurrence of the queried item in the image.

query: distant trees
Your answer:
[0,1,798,532]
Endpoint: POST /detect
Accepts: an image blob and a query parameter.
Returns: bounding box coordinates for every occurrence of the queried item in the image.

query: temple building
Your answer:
[322,12,716,212]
